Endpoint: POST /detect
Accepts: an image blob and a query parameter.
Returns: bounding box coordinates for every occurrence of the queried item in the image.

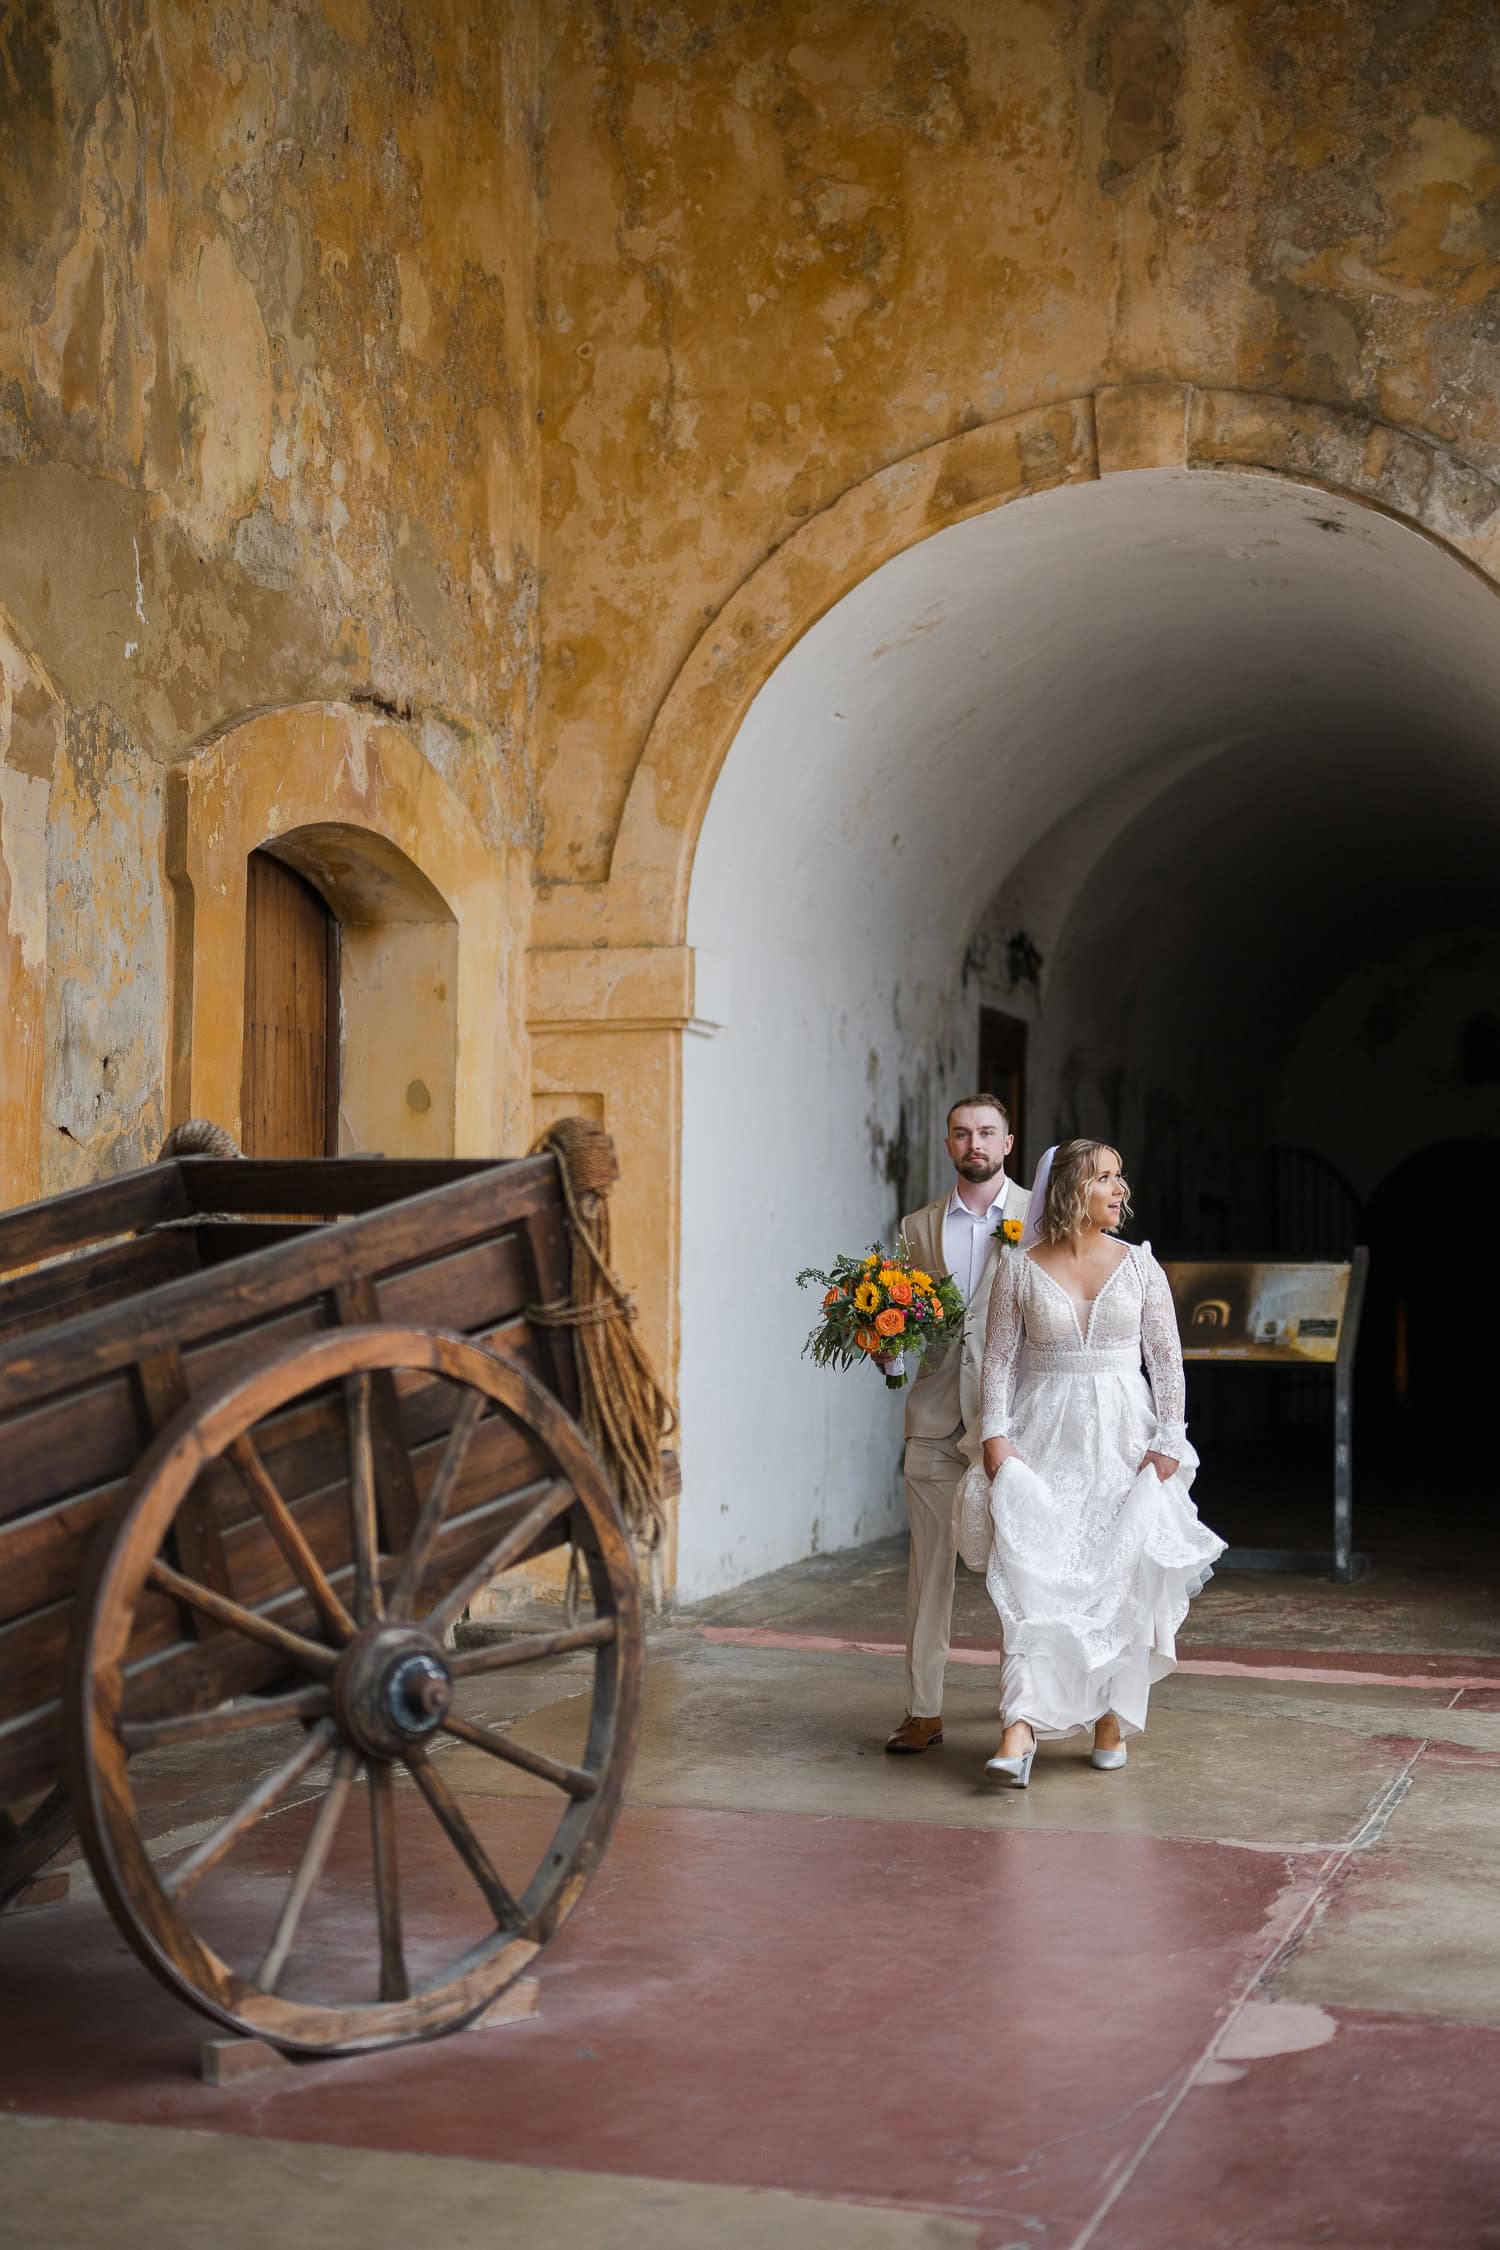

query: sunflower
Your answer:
[876,1266,902,1288]
[910,1270,933,1291]
[853,1280,880,1314]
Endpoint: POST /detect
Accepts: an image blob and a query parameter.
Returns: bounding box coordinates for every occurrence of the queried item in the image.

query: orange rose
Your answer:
[854,1326,881,1354]
[874,1307,905,1337]
[887,1277,913,1306]
[824,1287,842,1308]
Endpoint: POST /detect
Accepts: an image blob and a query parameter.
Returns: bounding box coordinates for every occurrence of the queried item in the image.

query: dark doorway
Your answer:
[1359,1140,1493,1441]
[978,1007,1027,1182]
[1337,1138,1498,1574]
[242,851,339,1158]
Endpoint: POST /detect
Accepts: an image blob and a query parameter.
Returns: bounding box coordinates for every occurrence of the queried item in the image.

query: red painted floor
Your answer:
[1090,2011,1500,2250]
[694,1625,1500,1690]
[1,1789,1490,2246]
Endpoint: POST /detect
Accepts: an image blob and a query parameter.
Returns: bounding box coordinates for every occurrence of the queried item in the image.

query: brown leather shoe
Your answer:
[886,1713,944,1753]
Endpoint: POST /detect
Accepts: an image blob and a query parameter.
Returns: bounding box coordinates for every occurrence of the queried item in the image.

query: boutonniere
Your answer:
[994,1215,1025,1246]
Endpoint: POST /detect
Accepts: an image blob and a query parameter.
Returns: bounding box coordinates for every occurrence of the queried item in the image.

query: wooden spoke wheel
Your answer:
[66,1326,642,2057]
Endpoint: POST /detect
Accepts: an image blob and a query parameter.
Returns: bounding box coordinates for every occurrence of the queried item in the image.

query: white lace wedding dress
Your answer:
[957,1241,1225,1739]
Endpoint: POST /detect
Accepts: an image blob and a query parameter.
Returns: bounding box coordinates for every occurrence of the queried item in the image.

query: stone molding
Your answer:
[527,943,729,1036]
[531,383,1500,963]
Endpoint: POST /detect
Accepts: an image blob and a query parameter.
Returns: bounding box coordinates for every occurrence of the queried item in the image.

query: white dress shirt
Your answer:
[942,1176,1012,1304]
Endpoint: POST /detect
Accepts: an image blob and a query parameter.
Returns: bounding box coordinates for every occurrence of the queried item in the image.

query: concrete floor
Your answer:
[3,1547,1499,2250]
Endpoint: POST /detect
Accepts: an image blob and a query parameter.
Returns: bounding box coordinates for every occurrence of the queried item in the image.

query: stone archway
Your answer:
[533,386,1500,1307]
[540,384,1500,961]
[537,387,1500,1593]
[530,387,1500,1593]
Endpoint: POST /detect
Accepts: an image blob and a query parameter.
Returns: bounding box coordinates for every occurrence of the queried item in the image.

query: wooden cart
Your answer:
[0,1132,644,2056]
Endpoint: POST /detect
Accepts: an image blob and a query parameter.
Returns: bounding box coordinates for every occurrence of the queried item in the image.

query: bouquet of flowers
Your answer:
[796,1239,967,1389]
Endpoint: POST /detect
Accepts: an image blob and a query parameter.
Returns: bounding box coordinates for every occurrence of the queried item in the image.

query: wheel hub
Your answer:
[334,1625,454,1759]
[385,1652,451,1735]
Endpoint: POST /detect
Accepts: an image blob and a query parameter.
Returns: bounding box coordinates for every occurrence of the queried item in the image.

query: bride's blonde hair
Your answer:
[1039,1138,1132,1243]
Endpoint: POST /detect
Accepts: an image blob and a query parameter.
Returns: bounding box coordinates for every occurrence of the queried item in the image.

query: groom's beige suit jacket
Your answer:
[898,1178,1031,1444]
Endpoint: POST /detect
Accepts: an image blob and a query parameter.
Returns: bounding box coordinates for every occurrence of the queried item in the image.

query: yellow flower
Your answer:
[876,1265,901,1288]
[853,1280,880,1314]
[1001,1216,1024,1245]
[862,1254,879,1271]
[910,1270,933,1291]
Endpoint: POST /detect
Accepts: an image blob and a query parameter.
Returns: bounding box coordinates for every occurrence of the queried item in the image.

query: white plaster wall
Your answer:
[678,685,969,1595]
[680,467,1500,1600]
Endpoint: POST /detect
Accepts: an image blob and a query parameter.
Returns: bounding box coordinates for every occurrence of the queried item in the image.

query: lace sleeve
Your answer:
[1138,1247,1188,1456]
[980,1249,1025,1441]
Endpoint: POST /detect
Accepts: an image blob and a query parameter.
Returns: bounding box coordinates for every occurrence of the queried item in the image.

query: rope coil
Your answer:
[527,1118,676,1581]
[158,1119,245,1161]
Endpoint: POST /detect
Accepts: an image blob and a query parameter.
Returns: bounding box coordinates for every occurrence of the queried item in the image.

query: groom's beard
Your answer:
[958,1156,1004,1183]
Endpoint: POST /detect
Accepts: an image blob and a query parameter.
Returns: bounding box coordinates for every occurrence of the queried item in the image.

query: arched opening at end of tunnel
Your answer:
[678,464,1500,1602]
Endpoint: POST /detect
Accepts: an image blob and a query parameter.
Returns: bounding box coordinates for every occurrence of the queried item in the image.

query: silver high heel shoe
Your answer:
[1089,1738,1127,1770]
[985,1728,1037,1787]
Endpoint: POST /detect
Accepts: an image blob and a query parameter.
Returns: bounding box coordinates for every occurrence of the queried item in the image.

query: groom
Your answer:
[885,1094,1029,1753]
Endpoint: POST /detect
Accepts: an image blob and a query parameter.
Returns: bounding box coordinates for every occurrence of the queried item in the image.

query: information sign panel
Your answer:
[1159,1251,1369,1583]
[1164,1259,1352,1364]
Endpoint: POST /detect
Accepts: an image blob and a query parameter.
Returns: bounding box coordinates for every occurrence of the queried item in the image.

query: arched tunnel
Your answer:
[678,465,1500,1597]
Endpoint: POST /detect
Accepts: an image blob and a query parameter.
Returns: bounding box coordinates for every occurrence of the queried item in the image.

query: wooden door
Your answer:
[241,851,338,1158]
[977,1007,1027,1182]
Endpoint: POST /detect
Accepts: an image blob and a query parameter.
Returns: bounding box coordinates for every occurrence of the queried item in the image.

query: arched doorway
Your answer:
[676,462,1500,1598]
[169,706,514,1162]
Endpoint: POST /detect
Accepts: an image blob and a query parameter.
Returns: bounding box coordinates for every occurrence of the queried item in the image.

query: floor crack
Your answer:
[1066,1734,1432,2250]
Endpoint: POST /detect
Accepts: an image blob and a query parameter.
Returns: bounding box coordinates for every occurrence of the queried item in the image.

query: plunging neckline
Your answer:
[1026,1245,1131,1345]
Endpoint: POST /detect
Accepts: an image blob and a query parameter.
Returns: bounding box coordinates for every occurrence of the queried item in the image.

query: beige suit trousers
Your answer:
[902,1431,965,1717]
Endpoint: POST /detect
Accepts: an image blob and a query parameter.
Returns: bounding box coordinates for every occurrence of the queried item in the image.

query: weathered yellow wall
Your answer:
[0,617,57,1205]
[1,0,541,1185]
[533,1,1500,891]
[10,0,1500,1592]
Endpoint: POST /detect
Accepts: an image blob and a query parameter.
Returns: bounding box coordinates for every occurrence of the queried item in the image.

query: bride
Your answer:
[957,1139,1225,1787]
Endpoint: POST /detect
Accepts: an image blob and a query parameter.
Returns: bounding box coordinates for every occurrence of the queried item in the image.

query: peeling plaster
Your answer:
[0,1,542,839]
[0,768,48,972]
[42,707,167,1189]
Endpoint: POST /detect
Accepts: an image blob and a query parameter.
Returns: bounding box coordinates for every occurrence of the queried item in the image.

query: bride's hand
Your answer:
[983,1436,1022,1479]
[1139,1450,1178,1481]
